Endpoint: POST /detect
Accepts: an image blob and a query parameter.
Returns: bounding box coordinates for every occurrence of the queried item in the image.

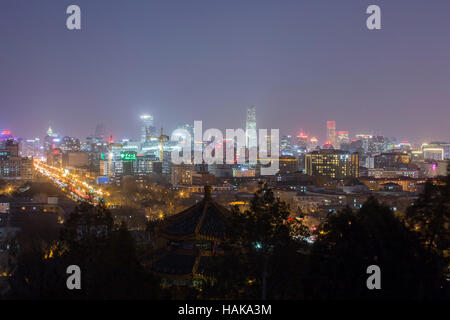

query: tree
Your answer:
[308,197,446,299]
[7,213,64,299]
[406,169,449,266]
[8,202,162,299]
[200,183,309,299]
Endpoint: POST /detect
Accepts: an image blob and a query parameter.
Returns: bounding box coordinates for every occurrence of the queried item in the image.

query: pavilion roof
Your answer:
[158,187,231,241]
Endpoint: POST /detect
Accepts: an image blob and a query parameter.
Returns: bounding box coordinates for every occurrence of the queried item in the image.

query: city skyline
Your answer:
[1,0,450,144]
[1,0,449,304]
[1,115,440,148]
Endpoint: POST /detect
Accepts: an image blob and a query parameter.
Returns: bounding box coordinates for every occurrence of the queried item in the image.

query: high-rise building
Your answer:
[0,140,34,180]
[245,106,257,150]
[140,114,155,143]
[62,151,89,169]
[280,135,293,155]
[20,138,41,158]
[173,123,195,156]
[94,124,106,141]
[309,137,319,150]
[61,136,81,152]
[326,121,336,147]
[354,134,373,152]
[278,155,299,174]
[43,126,59,156]
[305,149,359,179]
[296,132,308,151]
[335,131,349,149]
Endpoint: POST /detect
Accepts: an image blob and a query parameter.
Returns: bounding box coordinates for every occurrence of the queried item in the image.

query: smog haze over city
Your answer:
[1,0,450,144]
[0,0,448,306]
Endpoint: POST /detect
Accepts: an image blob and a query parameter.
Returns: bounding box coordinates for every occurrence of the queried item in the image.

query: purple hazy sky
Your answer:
[0,0,449,145]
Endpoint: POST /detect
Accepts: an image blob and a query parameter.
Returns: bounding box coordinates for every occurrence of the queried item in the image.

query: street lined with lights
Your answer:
[33,159,109,206]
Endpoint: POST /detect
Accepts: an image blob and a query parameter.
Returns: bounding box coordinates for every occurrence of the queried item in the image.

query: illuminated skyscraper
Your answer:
[61,136,81,152]
[309,137,319,150]
[296,132,308,151]
[94,124,106,141]
[335,131,349,149]
[140,114,155,143]
[44,126,59,155]
[326,121,336,147]
[245,106,257,150]
[280,135,292,155]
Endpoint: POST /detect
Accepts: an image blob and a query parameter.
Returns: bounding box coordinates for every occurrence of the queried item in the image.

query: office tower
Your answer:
[296,132,308,151]
[140,114,155,143]
[280,135,292,155]
[335,131,349,149]
[245,106,257,150]
[62,151,89,169]
[20,138,42,158]
[61,136,81,152]
[305,149,359,178]
[0,140,34,180]
[174,123,194,139]
[94,124,106,141]
[309,137,319,150]
[278,155,299,174]
[326,121,336,147]
[354,134,373,152]
[43,126,59,154]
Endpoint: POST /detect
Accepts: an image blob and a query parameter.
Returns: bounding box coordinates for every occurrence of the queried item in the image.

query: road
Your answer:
[33,159,109,206]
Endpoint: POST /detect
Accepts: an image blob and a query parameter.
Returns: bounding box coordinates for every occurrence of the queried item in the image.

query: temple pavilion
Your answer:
[150,186,231,287]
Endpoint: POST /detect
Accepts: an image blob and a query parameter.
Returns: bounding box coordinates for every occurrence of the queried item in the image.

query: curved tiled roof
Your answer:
[158,187,231,241]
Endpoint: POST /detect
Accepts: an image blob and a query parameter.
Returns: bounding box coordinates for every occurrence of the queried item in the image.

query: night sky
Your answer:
[1,0,449,144]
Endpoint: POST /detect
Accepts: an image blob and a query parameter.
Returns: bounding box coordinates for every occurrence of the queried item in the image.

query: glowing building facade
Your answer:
[140,114,155,144]
[326,121,336,147]
[245,106,257,150]
[305,149,359,179]
[335,131,349,149]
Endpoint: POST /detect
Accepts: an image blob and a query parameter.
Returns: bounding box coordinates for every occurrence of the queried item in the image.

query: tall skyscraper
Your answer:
[309,137,319,150]
[140,114,155,143]
[94,124,106,141]
[280,135,292,154]
[245,106,257,150]
[296,132,308,151]
[326,121,336,147]
[335,131,349,149]
[44,126,58,155]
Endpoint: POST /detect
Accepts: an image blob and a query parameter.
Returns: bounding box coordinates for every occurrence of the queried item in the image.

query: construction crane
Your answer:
[148,128,169,162]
